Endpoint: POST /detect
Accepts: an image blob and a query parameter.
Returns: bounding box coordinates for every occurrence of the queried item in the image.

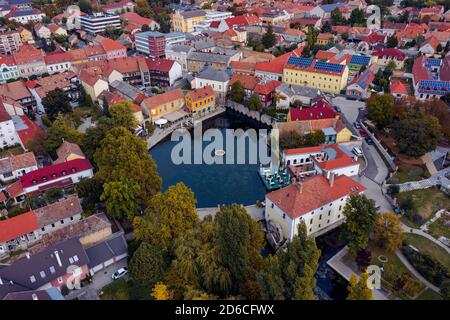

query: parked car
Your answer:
[334,106,342,113]
[353,121,361,129]
[112,267,128,280]
[359,129,368,137]
[352,146,363,157]
[358,107,365,112]
[365,136,374,145]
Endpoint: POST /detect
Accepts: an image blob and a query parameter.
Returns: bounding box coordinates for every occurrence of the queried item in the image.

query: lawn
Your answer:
[415,288,442,300]
[343,240,425,299]
[404,233,450,271]
[100,278,150,300]
[428,215,450,239]
[391,163,430,184]
[397,187,450,226]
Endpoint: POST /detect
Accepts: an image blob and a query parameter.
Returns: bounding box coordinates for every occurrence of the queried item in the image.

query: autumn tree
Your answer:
[94,126,161,213]
[256,222,320,300]
[109,101,138,131]
[42,88,72,120]
[25,129,47,156]
[133,183,198,252]
[342,194,378,252]
[230,80,245,103]
[129,242,169,287]
[151,283,174,300]
[280,130,304,149]
[305,130,325,146]
[366,94,394,129]
[100,179,141,219]
[416,99,450,140]
[347,273,374,300]
[374,212,404,252]
[394,111,441,157]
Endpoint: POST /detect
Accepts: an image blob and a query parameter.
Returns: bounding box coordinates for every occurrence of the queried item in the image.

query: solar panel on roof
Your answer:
[350,55,370,65]
[314,61,344,73]
[287,56,313,68]
[425,59,442,67]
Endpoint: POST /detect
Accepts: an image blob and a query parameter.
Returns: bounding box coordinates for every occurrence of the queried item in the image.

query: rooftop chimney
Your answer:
[296,182,303,193]
[54,250,62,267]
[25,252,30,259]
[329,172,335,187]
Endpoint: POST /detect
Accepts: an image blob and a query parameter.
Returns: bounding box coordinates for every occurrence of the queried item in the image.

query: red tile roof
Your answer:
[229,74,260,90]
[101,38,126,53]
[120,12,153,26]
[373,48,405,60]
[266,175,366,219]
[315,50,336,60]
[16,115,45,147]
[390,80,408,94]
[185,85,214,102]
[5,180,24,198]
[254,80,281,95]
[0,211,39,243]
[12,44,44,65]
[20,159,93,188]
[145,58,175,72]
[289,106,337,121]
[141,88,184,108]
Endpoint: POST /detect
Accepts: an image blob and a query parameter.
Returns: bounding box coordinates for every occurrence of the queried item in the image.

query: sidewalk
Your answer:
[401,224,450,255]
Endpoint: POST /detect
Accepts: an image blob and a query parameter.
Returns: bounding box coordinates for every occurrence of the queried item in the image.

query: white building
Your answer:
[165,44,194,71]
[194,66,230,104]
[0,103,21,148]
[34,24,51,39]
[265,174,366,243]
[7,9,46,24]
[78,12,121,34]
[192,10,233,32]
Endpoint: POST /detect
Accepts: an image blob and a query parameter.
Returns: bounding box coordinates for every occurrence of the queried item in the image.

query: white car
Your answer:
[352,147,363,157]
[112,267,128,280]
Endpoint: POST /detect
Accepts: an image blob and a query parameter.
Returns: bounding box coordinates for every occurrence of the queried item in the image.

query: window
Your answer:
[282,213,285,219]
[40,271,46,278]
[310,218,313,224]
[73,255,79,262]
[70,216,74,221]
[328,210,331,215]
[339,205,342,211]
[51,223,55,228]
[60,220,64,224]
[41,227,45,231]
[69,257,74,264]
[327,220,330,224]
[30,276,36,283]
[318,224,321,228]
[271,203,274,208]
[57,277,63,284]
[49,266,56,274]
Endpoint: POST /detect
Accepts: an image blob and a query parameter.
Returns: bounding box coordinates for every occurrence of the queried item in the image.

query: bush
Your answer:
[41,115,53,127]
[402,245,450,286]
[387,185,399,195]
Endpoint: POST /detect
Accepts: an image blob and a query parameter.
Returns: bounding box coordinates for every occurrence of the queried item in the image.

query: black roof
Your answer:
[85,234,127,269]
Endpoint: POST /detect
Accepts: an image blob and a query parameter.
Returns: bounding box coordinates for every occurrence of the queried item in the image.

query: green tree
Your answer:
[201,2,212,9]
[129,242,169,287]
[109,101,137,131]
[45,187,63,203]
[355,248,372,271]
[102,99,110,117]
[79,85,96,109]
[279,130,304,149]
[101,179,141,220]
[257,223,320,300]
[94,126,161,204]
[347,273,374,300]
[216,204,265,296]
[230,81,245,103]
[79,0,93,14]
[441,279,450,300]
[331,8,344,26]
[42,88,72,120]
[305,130,325,146]
[386,35,398,48]
[81,117,113,161]
[261,24,276,49]
[44,117,83,154]
[393,111,441,157]
[77,177,103,214]
[342,194,378,252]
[349,8,364,25]
[247,93,262,111]
[306,25,318,50]
[374,212,404,252]
[133,183,198,252]
[366,93,394,129]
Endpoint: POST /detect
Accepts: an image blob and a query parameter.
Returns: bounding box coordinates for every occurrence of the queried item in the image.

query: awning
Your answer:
[163,109,189,123]
[155,118,168,126]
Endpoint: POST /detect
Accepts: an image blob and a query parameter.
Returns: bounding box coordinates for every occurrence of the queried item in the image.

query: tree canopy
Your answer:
[261,24,276,49]
[342,194,378,252]
[109,101,138,131]
[230,81,245,103]
[42,88,72,120]
[374,212,404,252]
[366,94,394,129]
[347,273,374,300]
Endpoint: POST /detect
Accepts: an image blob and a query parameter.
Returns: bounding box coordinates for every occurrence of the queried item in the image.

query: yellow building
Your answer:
[185,85,216,119]
[171,10,206,33]
[18,27,33,43]
[336,126,352,143]
[316,33,334,46]
[283,57,349,94]
[141,88,185,120]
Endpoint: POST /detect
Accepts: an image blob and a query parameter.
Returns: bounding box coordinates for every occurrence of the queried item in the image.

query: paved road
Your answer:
[66,259,128,300]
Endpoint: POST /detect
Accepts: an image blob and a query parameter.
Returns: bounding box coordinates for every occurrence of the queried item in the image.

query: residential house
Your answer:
[287,101,338,122]
[11,114,45,149]
[229,74,281,107]
[229,60,256,76]
[100,38,127,60]
[209,14,261,32]
[0,29,22,55]
[275,83,320,108]
[390,80,408,99]
[282,28,306,43]
[265,173,365,243]
[372,48,405,69]
[0,238,89,299]
[54,141,85,164]
[44,51,72,74]
[194,65,230,104]
[412,56,450,100]
[47,24,67,37]
[79,67,109,100]
[0,211,39,256]
[33,23,50,39]
[53,5,83,30]
[18,158,94,195]
[141,88,185,120]
[5,7,45,24]
[99,90,144,126]
[120,12,159,30]
[102,0,135,15]
[0,54,19,83]
[86,233,128,276]
[165,45,195,72]
[316,33,334,46]
[12,44,46,78]
[0,80,35,111]
[0,152,37,182]
[345,69,374,100]
[186,51,236,73]
[419,36,440,56]
[2,288,65,300]
[185,85,216,119]
[18,27,32,43]
[146,58,182,87]
[255,47,303,81]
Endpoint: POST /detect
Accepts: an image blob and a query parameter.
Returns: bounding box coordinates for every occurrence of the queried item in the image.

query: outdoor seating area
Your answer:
[259,166,291,191]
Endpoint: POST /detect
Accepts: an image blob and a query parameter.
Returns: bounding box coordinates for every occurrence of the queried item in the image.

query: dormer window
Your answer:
[51,173,57,178]
[62,170,67,176]
[42,176,47,181]
[71,167,76,173]
[32,179,37,184]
